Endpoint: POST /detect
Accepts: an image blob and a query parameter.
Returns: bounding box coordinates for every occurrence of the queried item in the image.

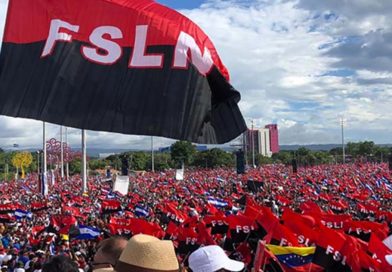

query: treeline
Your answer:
[88,140,391,172]
[98,141,235,172]
[0,141,389,177]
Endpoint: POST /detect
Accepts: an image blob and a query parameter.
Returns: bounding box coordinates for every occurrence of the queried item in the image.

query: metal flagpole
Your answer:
[251,120,255,168]
[65,127,69,180]
[43,121,47,195]
[81,129,87,193]
[341,118,345,164]
[151,136,154,172]
[60,126,64,180]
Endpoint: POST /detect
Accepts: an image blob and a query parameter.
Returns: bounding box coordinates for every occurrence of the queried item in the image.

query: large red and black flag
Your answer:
[0,0,246,144]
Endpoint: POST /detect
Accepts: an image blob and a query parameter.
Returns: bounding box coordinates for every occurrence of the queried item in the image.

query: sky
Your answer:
[0,0,391,150]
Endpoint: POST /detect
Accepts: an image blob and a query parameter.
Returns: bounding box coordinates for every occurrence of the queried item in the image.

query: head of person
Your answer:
[114,234,179,272]
[42,255,79,272]
[92,236,128,270]
[188,245,244,272]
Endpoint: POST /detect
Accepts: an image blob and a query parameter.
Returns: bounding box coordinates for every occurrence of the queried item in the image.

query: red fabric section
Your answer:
[3,0,229,79]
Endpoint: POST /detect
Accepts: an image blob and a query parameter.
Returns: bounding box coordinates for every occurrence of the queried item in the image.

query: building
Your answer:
[244,124,279,158]
[265,124,279,153]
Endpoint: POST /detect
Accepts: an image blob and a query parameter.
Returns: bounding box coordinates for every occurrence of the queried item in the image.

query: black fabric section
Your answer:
[312,246,347,271]
[0,42,247,144]
[176,240,200,255]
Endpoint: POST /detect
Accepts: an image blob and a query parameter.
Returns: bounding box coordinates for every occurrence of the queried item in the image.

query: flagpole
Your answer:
[60,126,64,180]
[81,129,87,193]
[251,119,255,168]
[65,127,69,180]
[43,121,47,195]
[341,118,345,164]
[151,136,154,172]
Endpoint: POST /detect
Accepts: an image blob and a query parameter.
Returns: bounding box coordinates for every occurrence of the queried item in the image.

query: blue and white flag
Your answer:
[14,209,33,220]
[376,179,382,188]
[49,242,56,255]
[107,191,116,199]
[365,183,373,192]
[385,183,392,192]
[208,197,228,207]
[76,225,101,240]
[217,176,225,182]
[21,185,32,193]
[135,205,149,217]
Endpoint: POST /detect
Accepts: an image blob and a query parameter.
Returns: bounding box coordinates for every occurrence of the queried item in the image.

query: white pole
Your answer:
[60,126,64,179]
[251,120,255,167]
[151,136,154,172]
[341,118,345,164]
[43,122,48,196]
[65,127,69,180]
[81,129,87,193]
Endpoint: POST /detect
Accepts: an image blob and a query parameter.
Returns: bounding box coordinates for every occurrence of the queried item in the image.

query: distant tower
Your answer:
[265,124,279,153]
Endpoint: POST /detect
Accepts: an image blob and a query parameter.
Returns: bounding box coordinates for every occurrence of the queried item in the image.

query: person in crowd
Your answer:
[114,234,179,272]
[91,237,127,271]
[188,245,244,272]
[42,256,79,272]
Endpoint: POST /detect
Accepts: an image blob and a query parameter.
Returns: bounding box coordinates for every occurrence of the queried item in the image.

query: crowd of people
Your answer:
[0,162,391,271]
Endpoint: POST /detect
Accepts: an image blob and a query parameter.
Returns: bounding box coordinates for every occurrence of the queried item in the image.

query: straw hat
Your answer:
[115,234,179,272]
[93,268,114,272]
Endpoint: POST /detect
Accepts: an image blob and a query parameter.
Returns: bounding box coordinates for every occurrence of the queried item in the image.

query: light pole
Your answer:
[65,127,69,180]
[341,118,345,164]
[151,136,154,172]
[36,150,40,176]
[251,119,255,168]
[81,129,87,193]
[60,126,64,180]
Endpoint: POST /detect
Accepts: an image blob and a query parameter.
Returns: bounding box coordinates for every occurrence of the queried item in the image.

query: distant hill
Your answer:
[280,144,341,151]
[280,144,392,151]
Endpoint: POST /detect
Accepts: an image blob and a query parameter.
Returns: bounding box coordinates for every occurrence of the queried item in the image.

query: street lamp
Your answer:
[36,150,41,175]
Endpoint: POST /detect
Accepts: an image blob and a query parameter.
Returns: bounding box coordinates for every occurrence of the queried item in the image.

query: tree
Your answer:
[271,151,293,165]
[89,159,107,170]
[193,148,234,168]
[170,141,195,167]
[11,152,33,178]
[130,152,149,170]
[69,158,81,175]
[150,153,171,171]
[358,141,375,156]
[255,154,273,166]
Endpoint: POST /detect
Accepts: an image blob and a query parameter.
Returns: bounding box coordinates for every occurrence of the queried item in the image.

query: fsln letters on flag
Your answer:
[0,0,247,144]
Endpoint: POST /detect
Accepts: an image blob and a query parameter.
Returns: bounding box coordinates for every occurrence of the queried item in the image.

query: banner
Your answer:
[113,175,129,196]
[0,0,247,144]
[175,168,184,181]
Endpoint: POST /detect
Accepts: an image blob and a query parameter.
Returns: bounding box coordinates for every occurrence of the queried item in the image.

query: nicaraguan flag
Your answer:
[135,205,149,217]
[376,179,382,188]
[14,209,32,220]
[107,192,116,199]
[49,242,56,255]
[208,197,228,207]
[365,183,373,192]
[385,183,392,192]
[217,176,225,182]
[76,225,101,240]
[383,177,390,184]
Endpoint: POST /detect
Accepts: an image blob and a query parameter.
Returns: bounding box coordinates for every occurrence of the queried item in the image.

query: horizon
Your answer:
[0,0,391,149]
